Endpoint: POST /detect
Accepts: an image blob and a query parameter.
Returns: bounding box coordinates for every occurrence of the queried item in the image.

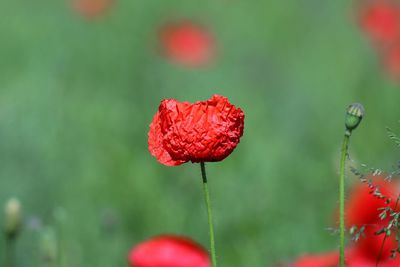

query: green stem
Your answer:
[54,208,66,267]
[5,236,16,267]
[200,162,218,267]
[376,232,387,267]
[339,133,350,267]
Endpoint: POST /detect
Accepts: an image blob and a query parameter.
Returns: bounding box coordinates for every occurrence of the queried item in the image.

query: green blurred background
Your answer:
[1,0,400,266]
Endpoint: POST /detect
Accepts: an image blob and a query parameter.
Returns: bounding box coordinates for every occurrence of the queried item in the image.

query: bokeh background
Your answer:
[1,0,400,266]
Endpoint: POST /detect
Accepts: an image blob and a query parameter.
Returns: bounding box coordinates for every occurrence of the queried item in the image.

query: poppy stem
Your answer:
[339,133,350,267]
[4,236,16,267]
[339,103,364,267]
[376,233,387,267]
[200,162,218,267]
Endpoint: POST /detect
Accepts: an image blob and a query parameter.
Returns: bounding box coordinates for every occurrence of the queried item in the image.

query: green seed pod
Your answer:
[345,103,365,133]
[4,198,22,239]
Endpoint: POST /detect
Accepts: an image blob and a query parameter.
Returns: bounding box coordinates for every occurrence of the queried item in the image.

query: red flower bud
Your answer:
[148,95,245,166]
[128,235,211,267]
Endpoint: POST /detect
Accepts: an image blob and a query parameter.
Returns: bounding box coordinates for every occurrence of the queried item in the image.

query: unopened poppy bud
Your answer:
[4,198,22,239]
[345,103,365,134]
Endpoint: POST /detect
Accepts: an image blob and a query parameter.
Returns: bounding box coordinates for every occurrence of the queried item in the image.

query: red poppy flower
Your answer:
[290,176,400,266]
[293,247,400,267]
[355,0,400,81]
[71,0,114,18]
[158,20,215,67]
[148,95,244,166]
[357,0,400,46]
[346,176,398,260]
[346,177,396,226]
[128,235,211,267]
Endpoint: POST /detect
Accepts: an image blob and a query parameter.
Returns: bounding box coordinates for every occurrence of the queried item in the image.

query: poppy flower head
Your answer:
[71,0,114,18]
[357,0,400,46]
[355,0,400,81]
[148,95,245,166]
[346,176,399,260]
[128,235,211,267]
[346,177,396,227]
[350,247,399,266]
[290,177,400,266]
[355,224,398,260]
[345,103,365,133]
[159,20,215,67]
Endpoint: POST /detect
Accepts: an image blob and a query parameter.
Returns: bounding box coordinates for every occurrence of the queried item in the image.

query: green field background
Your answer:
[1,0,400,266]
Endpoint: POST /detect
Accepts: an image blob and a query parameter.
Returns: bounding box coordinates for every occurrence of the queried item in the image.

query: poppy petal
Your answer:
[128,235,211,267]
[148,111,187,166]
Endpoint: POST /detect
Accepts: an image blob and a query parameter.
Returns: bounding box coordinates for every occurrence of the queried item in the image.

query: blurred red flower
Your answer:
[128,235,211,267]
[345,176,398,260]
[293,247,400,267]
[358,1,400,46]
[71,0,114,18]
[291,176,400,267]
[356,0,400,80]
[293,251,339,267]
[148,95,244,166]
[158,20,215,67]
[382,44,400,80]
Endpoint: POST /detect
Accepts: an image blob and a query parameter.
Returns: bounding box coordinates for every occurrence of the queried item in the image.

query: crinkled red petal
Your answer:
[148,111,186,166]
[160,94,244,163]
[148,95,244,165]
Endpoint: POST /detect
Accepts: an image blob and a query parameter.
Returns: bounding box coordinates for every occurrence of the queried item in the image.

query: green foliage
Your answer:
[387,126,400,148]
[1,0,400,266]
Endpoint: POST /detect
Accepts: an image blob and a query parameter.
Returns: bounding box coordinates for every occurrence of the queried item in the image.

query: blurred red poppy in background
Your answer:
[292,251,339,267]
[356,0,400,80]
[128,235,211,267]
[290,176,400,267]
[382,44,400,80]
[148,95,245,166]
[71,0,114,18]
[158,20,215,67]
[358,0,399,46]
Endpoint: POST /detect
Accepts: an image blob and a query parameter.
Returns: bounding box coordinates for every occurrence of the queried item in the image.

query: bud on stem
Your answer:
[4,198,22,267]
[345,103,365,136]
[339,103,365,267]
[4,198,22,240]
